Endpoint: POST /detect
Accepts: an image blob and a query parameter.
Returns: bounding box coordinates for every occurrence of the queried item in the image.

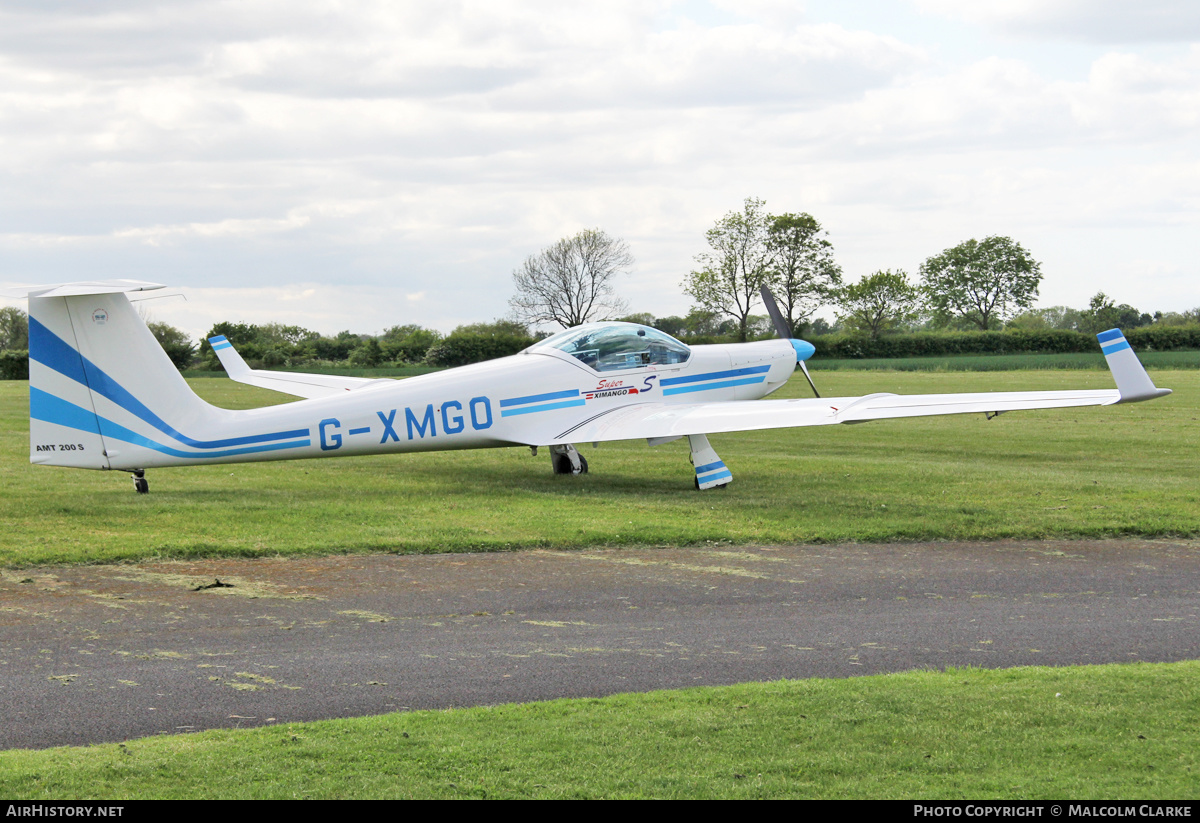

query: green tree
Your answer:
[683,197,774,342]
[1077,292,1152,335]
[679,309,737,339]
[349,338,383,367]
[199,321,321,369]
[424,320,536,367]
[380,324,442,363]
[919,236,1042,330]
[766,212,842,337]
[0,306,28,351]
[808,316,837,335]
[651,315,688,338]
[452,319,531,338]
[510,228,633,329]
[257,323,319,346]
[146,321,196,370]
[1005,306,1084,331]
[835,270,921,339]
[1153,308,1200,326]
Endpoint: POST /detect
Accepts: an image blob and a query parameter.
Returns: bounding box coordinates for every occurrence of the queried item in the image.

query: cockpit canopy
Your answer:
[528,322,691,372]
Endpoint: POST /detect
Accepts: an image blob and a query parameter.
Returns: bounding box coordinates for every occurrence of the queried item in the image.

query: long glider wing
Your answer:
[530,329,1169,446]
[208,335,396,399]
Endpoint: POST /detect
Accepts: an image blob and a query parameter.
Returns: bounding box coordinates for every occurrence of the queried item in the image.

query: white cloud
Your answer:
[914,0,1200,43]
[1,1,1197,332]
[113,212,311,244]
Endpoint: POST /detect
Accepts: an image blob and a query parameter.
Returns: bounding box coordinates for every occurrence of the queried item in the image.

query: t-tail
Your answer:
[23,280,309,477]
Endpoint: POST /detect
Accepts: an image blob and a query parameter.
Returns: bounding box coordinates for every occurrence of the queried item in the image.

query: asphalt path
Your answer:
[2,538,1197,750]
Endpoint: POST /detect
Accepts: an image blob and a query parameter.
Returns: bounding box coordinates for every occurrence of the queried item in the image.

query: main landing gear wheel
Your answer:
[554,453,588,475]
[131,469,148,494]
[550,444,588,475]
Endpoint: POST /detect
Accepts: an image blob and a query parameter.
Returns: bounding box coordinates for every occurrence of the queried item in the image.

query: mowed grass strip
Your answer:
[1,369,1197,567]
[1,662,1195,799]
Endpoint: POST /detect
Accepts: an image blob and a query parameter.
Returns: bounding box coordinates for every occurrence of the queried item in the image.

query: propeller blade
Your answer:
[798,360,820,398]
[760,286,820,398]
[759,285,792,340]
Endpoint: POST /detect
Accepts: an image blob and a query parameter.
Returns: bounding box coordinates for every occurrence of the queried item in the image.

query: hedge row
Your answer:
[423,332,537,368]
[0,350,28,380]
[810,326,1200,359]
[3,325,1198,379]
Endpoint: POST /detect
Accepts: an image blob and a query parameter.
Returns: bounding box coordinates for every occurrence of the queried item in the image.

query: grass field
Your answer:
[1,365,1196,799]
[1,368,1196,567]
[2,662,1196,799]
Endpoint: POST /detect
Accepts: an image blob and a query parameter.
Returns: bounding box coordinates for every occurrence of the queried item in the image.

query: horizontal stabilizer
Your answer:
[0,280,165,299]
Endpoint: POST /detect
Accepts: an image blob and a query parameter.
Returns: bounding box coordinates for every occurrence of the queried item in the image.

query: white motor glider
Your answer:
[11,280,1171,493]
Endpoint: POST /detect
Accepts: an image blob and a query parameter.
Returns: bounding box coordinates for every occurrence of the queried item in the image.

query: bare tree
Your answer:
[509,229,633,329]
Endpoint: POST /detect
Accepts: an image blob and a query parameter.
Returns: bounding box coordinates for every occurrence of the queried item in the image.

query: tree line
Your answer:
[507,198,1198,349]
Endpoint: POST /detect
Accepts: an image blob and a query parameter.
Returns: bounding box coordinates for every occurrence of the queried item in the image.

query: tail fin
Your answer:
[27,282,216,469]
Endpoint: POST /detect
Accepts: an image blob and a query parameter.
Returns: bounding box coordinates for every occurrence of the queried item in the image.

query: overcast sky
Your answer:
[2,0,1198,339]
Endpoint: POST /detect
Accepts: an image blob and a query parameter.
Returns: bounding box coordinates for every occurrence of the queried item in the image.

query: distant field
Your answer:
[1,368,1195,567]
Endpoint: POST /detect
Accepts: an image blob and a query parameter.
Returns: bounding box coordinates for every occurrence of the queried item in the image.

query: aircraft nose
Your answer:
[790,339,815,361]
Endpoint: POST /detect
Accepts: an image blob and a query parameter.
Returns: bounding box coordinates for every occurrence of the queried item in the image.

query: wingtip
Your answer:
[1098,329,1170,403]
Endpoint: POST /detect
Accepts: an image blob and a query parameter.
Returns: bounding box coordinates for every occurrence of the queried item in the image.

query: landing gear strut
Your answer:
[131,469,148,494]
[688,434,730,490]
[550,444,588,475]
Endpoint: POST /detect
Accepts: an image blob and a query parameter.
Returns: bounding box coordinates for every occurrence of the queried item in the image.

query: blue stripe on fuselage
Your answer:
[500,399,587,417]
[663,376,766,396]
[29,317,308,449]
[500,389,581,408]
[31,389,310,460]
[660,365,771,387]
